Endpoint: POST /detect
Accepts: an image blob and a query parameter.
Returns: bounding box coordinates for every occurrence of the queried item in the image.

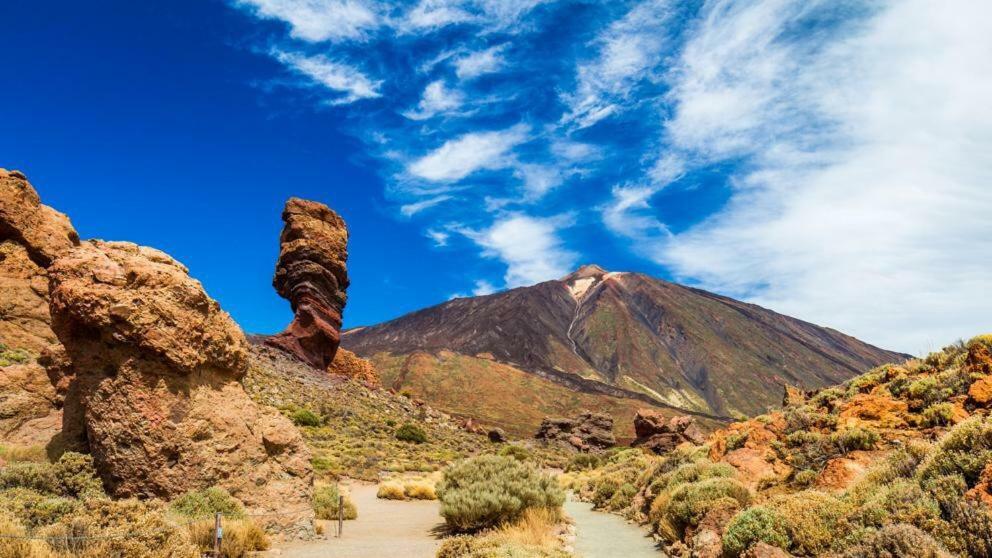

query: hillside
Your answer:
[343,265,907,427]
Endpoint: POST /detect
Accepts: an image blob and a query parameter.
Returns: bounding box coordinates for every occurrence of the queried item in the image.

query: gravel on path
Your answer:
[565,495,665,558]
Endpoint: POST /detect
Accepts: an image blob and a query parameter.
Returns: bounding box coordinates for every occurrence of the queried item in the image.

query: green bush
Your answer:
[769,491,850,556]
[916,415,992,486]
[395,423,428,444]
[169,487,245,519]
[565,453,602,472]
[660,477,750,532]
[436,455,563,532]
[0,452,103,499]
[497,444,532,462]
[0,344,31,366]
[832,427,880,453]
[312,484,357,520]
[792,469,818,487]
[723,506,791,557]
[921,403,955,427]
[290,408,323,427]
[842,523,952,558]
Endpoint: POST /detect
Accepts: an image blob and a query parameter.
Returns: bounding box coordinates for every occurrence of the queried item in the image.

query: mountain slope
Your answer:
[343,265,908,421]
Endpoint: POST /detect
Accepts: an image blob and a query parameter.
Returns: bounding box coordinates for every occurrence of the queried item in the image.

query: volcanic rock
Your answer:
[267,198,349,370]
[47,240,313,534]
[328,347,380,387]
[0,362,61,445]
[0,169,79,353]
[535,411,615,452]
[488,428,507,443]
[632,410,706,454]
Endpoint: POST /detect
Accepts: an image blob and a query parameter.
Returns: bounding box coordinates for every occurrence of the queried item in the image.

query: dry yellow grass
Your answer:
[0,444,47,463]
[376,482,407,500]
[403,480,437,500]
[186,518,269,558]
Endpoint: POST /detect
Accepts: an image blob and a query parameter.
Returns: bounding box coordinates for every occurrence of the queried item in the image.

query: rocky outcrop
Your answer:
[328,347,380,387]
[47,240,313,534]
[0,169,79,447]
[535,411,615,452]
[267,198,349,370]
[0,168,79,353]
[632,410,706,454]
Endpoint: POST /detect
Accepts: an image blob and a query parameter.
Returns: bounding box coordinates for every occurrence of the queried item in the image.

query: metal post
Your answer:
[337,494,344,538]
[214,512,222,556]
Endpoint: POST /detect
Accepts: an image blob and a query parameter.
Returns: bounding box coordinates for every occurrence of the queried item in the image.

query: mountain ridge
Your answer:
[343,265,909,424]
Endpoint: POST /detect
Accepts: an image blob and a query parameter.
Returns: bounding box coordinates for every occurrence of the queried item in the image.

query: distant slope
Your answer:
[343,265,908,420]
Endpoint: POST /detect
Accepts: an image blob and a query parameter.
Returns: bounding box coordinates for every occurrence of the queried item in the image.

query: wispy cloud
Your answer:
[403,80,464,120]
[272,49,381,104]
[400,194,453,216]
[461,213,576,287]
[454,44,506,79]
[236,0,378,42]
[408,124,530,182]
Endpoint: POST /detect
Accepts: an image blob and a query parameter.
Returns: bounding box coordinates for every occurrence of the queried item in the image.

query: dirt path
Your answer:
[276,483,443,558]
[565,495,664,558]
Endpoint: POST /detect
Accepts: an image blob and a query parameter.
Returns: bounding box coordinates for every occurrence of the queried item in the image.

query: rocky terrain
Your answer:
[344,264,907,431]
[567,335,992,557]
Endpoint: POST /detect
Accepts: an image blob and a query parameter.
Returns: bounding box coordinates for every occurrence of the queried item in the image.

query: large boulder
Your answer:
[47,240,313,535]
[0,168,79,353]
[632,410,706,454]
[0,169,78,447]
[328,347,380,387]
[535,411,615,452]
[266,198,350,370]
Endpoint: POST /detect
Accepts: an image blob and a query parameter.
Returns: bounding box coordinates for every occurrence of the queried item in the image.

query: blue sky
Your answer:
[2,0,989,354]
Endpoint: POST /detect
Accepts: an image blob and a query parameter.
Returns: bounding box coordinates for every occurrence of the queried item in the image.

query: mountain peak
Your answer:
[563,264,608,281]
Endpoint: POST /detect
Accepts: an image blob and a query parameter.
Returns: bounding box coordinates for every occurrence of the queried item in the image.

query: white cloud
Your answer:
[453,45,506,79]
[462,213,577,287]
[408,124,530,182]
[236,0,378,42]
[562,0,676,128]
[472,279,497,295]
[403,80,464,120]
[425,228,451,246]
[608,0,992,352]
[273,50,381,104]
[514,164,562,200]
[400,0,551,34]
[400,195,453,216]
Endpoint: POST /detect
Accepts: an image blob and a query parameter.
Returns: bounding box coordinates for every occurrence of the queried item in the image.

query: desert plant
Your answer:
[395,423,428,444]
[436,455,563,532]
[658,477,750,533]
[832,426,880,453]
[0,445,46,463]
[921,403,956,427]
[169,486,245,519]
[497,444,532,462]
[916,415,992,486]
[564,453,602,472]
[723,506,791,557]
[377,481,407,500]
[187,517,268,558]
[403,480,437,500]
[312,484,357,520]
[290,407,323,427]
[842,523,952,558]
[769,490,851,556]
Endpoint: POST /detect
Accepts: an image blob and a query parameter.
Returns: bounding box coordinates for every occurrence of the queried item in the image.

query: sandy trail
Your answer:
[276,483,443,558]
[565,495,665,558]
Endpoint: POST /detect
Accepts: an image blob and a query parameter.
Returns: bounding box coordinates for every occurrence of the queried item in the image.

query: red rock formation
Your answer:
[47,240,313,534]
[328,347,380,387]
[0,169,79,446]
[535,411,615,452]
[267,198,349,370]
[632,410,706,454]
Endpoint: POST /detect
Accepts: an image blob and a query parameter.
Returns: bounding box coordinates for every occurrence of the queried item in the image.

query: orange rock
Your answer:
[0,362,61,445]
[966,342,992,375]
[48,240,313,535]
[724,447,790,490]
[328,347,380,387]
[966,462,992,507]
[968,375,992,406]
[838,392,908,429]
[817,450,875,492]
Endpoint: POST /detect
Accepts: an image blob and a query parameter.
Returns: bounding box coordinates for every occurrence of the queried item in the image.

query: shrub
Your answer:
[565,453,602,472]
[726,432,749,451]
[290,408,323,427]
[403,480,437,500]
[921,403,956,427]
[169,487,245,519]
[313,484,357,520]
[769,491,851,556]
[395,423,428,444]
[0,345,31,367]
[792,469,818,487]
[659,477,750,532]
[832,427,880,453]
[0,452,103,499]
[842,523,952,558]
[0,445,46,463]
[436,455,564,532]
[497,444,532,462]
[188,517,268,558]
[723,506,790,557]
[916,415,992,486]
[377,482,407,500]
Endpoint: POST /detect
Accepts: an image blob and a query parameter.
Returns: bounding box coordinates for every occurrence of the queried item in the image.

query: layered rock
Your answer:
[0,169,79,446]
[0,168,79,353]
[47,240,313,534]
[535,411,615,452]
[267,198,349,370]
[631,410,706,454]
